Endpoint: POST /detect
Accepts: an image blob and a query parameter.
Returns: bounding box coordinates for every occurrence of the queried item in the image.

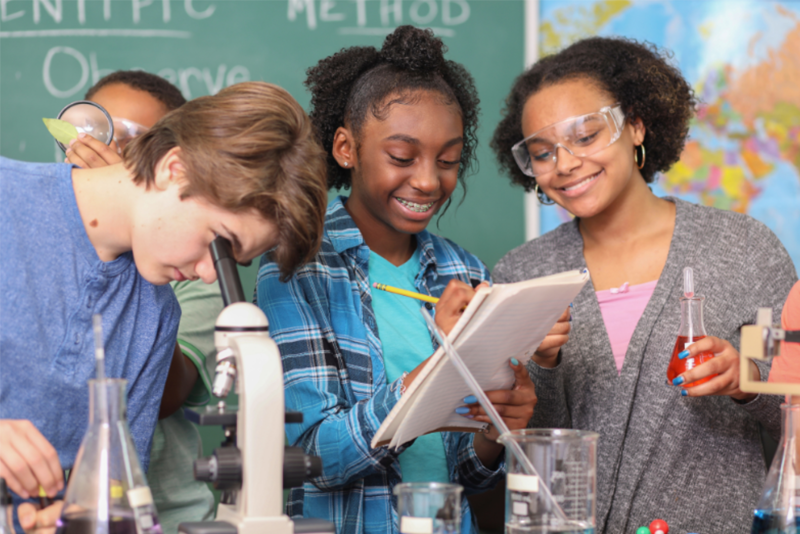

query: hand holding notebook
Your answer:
[371,269,590,449]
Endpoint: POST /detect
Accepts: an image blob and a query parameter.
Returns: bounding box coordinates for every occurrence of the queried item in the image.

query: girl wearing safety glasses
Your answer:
[491,37,795,533]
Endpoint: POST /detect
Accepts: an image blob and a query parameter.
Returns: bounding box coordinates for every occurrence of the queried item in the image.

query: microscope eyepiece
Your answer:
[211,236,246,306]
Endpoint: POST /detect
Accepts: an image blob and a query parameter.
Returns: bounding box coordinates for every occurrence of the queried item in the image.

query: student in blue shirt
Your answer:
[0,81,328,533]
[256,26,569,534]
[64,70,222,534]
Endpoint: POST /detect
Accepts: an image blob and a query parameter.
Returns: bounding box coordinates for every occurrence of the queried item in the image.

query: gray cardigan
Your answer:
[493,198,797,534]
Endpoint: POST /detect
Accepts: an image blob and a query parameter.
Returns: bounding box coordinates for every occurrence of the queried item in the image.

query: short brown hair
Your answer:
[123,82,328,280]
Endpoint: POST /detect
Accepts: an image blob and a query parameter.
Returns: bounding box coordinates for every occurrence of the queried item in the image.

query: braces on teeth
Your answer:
[397,198,434,212]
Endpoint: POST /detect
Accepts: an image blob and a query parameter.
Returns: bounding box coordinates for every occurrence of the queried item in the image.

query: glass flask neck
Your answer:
[88,379,127,425]
[678,296,707,337]
[780,402,800,446]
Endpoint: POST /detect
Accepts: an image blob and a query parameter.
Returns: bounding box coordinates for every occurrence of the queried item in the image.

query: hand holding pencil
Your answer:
[372,279,489,336]
[377,279,490,395]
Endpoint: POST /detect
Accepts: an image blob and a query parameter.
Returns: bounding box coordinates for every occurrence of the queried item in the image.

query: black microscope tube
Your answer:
[210,236,246,306]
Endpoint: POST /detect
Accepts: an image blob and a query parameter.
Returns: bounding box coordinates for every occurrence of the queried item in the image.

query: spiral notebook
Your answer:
[371,269,590,449]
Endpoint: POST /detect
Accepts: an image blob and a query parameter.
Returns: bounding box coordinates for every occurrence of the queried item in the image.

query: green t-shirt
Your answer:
[368,250,450,483]
[148,280,224,534]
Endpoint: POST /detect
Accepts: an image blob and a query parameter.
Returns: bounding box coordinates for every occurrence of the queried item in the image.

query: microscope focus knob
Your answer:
[194,457,214,482]
[212,447,242,490]
[283,446,323,489]
[193,447,242,490]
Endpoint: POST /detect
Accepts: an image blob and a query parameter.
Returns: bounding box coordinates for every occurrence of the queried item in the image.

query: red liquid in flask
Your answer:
[666,335,718,387]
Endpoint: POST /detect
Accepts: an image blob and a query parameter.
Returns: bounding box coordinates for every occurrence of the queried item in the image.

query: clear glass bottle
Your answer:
[666,268,718,387]
[751,403,800,534]
[0,478,13,534]
[56,379,162,534]
[394,482,462,534]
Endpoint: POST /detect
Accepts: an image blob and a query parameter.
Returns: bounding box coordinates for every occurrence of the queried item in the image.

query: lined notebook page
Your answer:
[371,290,492,446]
[371,270,589,449]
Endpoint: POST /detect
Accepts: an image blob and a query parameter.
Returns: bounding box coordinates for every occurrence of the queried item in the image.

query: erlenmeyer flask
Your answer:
[1,479,13,534]
[751,403,800,533]
[56,379,162,534]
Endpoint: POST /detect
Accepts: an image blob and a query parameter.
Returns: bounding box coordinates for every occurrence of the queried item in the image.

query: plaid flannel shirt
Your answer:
[256,197,505,534]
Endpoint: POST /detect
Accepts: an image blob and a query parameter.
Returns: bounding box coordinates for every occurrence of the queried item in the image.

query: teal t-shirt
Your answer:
[368,249,450,483]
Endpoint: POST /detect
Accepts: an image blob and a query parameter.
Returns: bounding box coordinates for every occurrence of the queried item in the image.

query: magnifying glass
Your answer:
[55,101,114,154]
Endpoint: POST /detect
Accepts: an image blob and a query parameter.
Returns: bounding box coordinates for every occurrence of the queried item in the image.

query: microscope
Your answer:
[178,237,334,534]
[740,307,800,395]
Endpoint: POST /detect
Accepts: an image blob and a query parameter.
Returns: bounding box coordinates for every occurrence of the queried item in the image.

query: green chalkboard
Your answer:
[0,0,526,274]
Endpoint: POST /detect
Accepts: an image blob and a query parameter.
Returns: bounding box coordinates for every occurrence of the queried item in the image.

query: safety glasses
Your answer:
[511,104,625,178]
[111,117,149,151]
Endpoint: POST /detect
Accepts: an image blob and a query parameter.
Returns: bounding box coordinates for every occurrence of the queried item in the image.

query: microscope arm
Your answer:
[740,307,800,395]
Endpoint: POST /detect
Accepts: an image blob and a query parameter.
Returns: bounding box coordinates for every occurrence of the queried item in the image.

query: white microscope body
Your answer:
[212,302,293,534]
[178,237,332,534]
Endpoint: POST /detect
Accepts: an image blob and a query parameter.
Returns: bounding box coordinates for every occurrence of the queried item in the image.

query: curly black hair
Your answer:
[491,37,697,195]
[86,70,186,111]
[305,25,480,192]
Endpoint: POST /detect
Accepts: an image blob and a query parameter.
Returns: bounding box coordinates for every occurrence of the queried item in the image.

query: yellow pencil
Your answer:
[372,282,439,304]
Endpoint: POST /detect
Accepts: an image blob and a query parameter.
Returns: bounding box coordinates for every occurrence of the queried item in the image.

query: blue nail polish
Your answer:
[569,302,574,308]
[678,349,690,360]
[681,389,688,396]
[463,395,477,404]
[672,376,684,386]
[455,407,470,414]
[510,357,520,366]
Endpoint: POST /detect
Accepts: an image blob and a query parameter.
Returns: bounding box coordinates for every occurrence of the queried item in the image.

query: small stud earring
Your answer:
[343,162,349,167]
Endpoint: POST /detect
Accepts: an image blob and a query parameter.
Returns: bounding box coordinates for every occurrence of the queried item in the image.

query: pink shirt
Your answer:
[596,280,658,374]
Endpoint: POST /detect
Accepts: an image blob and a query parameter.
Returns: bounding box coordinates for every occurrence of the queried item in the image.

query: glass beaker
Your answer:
[504,429,598,534]
[751,403,800,533]
[56,379,162,534]
[666,294,717,387]
[394,482,462,534]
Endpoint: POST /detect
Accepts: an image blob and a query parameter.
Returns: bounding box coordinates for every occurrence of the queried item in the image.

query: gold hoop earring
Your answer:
[533,183,555,206]
[635,145,646,169]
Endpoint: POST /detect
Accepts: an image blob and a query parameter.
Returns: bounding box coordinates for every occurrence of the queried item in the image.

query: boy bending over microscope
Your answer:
[0,81,328,533]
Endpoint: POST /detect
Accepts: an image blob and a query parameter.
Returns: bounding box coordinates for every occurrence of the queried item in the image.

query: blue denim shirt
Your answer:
[0,158,180,528]
[256,197,504,534]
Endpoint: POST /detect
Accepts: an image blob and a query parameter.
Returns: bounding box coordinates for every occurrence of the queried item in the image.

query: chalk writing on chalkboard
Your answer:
[1,1,251,100]
[0,0,215,26]
[287,0,471,37]
[40,45,249,99]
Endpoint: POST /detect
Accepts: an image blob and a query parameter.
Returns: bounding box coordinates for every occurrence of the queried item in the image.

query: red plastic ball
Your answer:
[649,519,668,534]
